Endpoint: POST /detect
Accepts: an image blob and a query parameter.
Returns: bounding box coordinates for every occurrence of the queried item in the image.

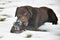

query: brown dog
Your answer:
[10,6,58,33]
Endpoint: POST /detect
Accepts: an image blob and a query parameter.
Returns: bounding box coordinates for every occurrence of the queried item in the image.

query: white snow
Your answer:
[0,0,60,40]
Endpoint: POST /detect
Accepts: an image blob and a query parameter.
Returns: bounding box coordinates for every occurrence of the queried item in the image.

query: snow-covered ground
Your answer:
[0,0,60,40]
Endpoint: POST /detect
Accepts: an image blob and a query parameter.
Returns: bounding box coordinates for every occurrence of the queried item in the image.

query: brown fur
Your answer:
[10,6,58,33]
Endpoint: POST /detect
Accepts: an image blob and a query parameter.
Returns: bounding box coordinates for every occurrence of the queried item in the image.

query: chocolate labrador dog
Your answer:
[10,6,58,33]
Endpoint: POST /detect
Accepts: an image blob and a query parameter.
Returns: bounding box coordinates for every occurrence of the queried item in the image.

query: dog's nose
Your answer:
[22,21,28,26]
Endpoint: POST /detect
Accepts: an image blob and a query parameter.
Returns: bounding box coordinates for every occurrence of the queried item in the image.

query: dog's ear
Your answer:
[15,6,33,17]
[15,7,19,17]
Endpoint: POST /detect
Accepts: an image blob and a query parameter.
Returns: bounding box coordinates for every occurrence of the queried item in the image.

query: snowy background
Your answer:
[0,0,60,40]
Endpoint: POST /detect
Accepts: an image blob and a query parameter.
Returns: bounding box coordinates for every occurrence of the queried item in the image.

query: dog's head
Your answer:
[16,6,32,26]
[11,6,33,33]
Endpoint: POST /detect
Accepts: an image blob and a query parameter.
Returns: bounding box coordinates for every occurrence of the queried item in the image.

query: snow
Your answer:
[0,0,60,40]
